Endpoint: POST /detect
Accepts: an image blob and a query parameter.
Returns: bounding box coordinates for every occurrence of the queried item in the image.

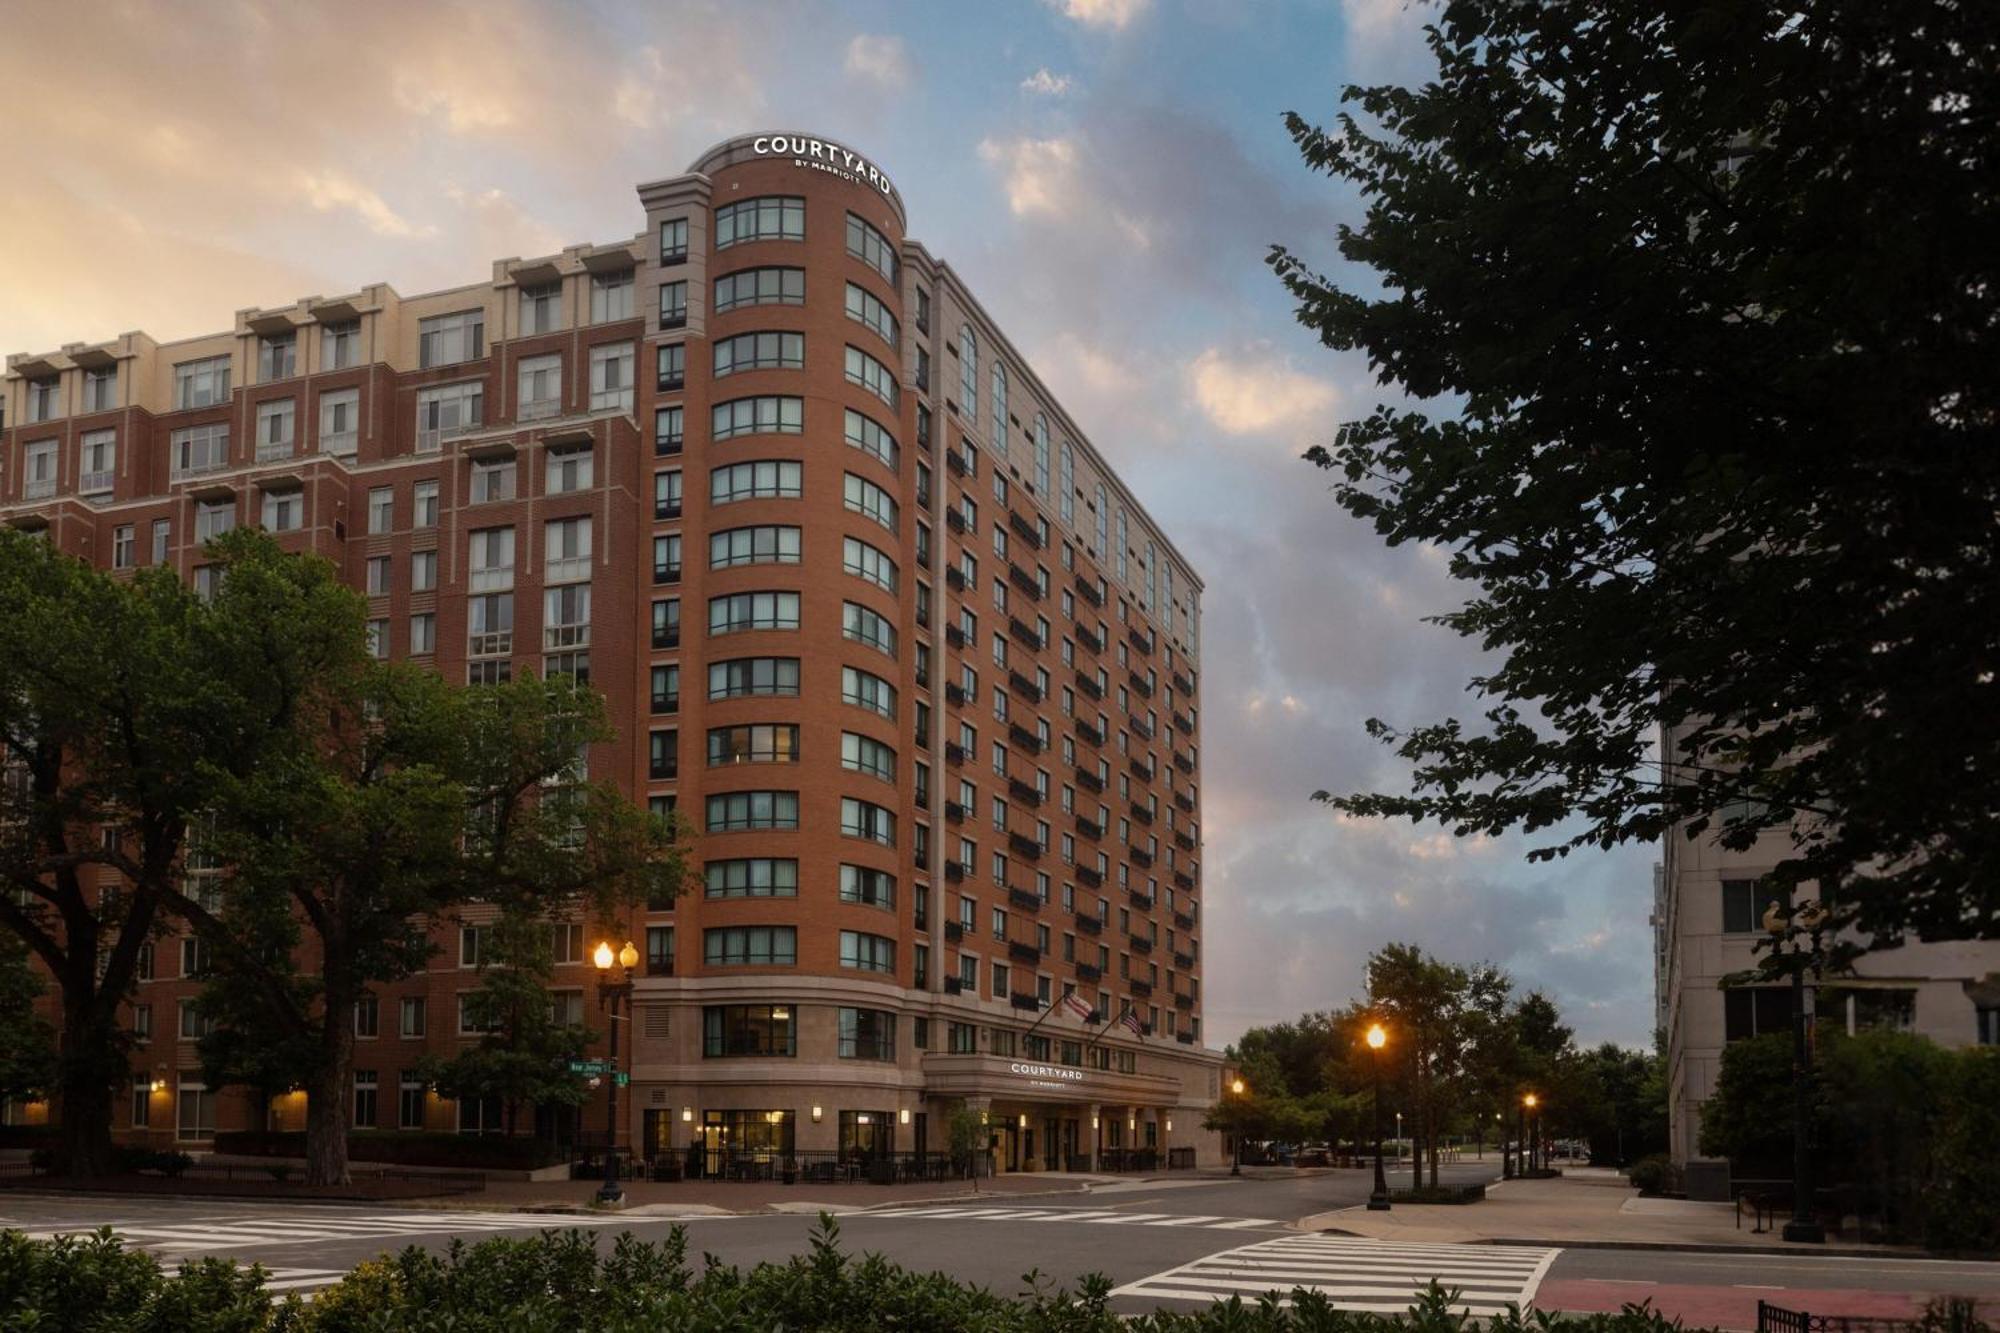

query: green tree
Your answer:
[1366,943,1510,1188]
[419,910,593,1139]
[183,655,685,1185]
[0,935,55,1103]
[1277,0,2000,954]
[1696,1032,1797,1175]
[0,529,351,1176]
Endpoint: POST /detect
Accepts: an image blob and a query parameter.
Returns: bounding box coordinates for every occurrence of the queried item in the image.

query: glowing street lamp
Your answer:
[1366,1022,1391,1211]
[1228,1075,1247,1176]
[592,939,639,1204]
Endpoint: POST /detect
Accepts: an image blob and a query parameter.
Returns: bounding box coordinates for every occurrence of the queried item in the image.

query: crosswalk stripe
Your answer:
[1142,1215,1224,1226]
[865,1205,1287,1232]
[1206,1217,1282,1229]
[1111,1234,1562,1314]
[1091,1212,1177,1225]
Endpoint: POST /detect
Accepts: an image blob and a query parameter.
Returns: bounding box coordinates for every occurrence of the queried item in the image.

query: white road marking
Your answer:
[1113,1235,1562,1314]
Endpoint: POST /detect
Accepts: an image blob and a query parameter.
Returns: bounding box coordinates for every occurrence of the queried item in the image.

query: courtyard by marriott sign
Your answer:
[1009,1061,1085,1092]
[752,135,897,203]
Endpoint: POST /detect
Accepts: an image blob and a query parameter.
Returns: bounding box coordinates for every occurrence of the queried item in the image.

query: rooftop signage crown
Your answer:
[751,135,897,205]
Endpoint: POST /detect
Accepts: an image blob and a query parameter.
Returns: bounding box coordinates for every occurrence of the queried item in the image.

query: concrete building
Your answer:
[1658,747,2000,1166]
[0,132,1223,1173]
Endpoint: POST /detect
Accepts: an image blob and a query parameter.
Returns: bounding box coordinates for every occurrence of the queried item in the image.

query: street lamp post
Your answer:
[1229,1077,1246,1177]
[1521,1093,1537,1175]
[1366,1023,1390,1210]
[1765,900,1827,1245]
[593,939,640,1205]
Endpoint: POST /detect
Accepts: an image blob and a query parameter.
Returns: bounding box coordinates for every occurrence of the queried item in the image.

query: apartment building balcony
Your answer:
[1006,886,1041,914]
[1174,753,1194,774]
[1173,993,1194,1011]
[1008,940,1041,964]
[1007,511,1042,549]
[1077,865,1103,888]
[1007,832,1042,860]
[945,625,966,649]
[1130,847,1154,869]
[1075,768,1104,794]
[1129,803,1154,826]
[1129,977,1154,998]
[1130,717,1155,741]
[1077,627,1104,655]
[944,508,967,534]
[1174,792,1194,813]
[945,566,966,591]
[1129,934,1154,955]
[944,921,965,942]
[1128,627,1153,655]
[1007,671,1043,704]
[1074,912,1102,936]
[944,800,966,824]
[1073,575,1103,608]
[945,742,966,765]
[1075,672,1103,701]
[1076,961,1102,982]
[1128,890,1154,913]
[1171,672,1194,696]
[23,478,56,500]
[944,860,966,883]
[1174,830,1196,852]
[1010,992,1041,1012]
[1006,722,1043,753]
[1172,950,1196,971]
[1007,777,1042,806]
[1074,815,1102,842]
[1007,563,1040,598]
[1173,871,1195,891]
[1008,617,1041,650]
[1075,721,1104,748]
[1128,758,1155,783]
[1172,911,1195,931]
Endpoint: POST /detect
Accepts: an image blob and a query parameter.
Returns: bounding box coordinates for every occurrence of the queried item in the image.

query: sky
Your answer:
[0,0,1658,1049]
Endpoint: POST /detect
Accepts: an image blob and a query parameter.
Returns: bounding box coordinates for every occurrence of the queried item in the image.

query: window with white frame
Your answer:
[255,399,295,459]
[410,612,436,655]
[415,381,483,452]
[418,310,485,368]
[21,440,56,498]
[171,424,229,478]
[843,536,898,592]
[590,270,634,323]
[411,548,437,592]
[469,527,515,591]
[319,388,359,455]
[844,345,898,408]
[367,487,393,534]
[322,320,360,370]
[258,332,296,382]
[413,480,439,528]
[546,444,592,493]
[194,499,236,542]
[544,583,591,650]
[83,365,117,412]
[471,456,514,503]
[588,343,634,411]
[261,487,303,532]
[519,282,561,336]
[80,431,115,494]
[517,354,561,419]
[174,356,231,409]
[468,593,512,656]
[545,516,591,583]
[112,525,134,569]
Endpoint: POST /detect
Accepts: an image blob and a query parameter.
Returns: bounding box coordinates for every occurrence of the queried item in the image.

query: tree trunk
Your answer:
[56,972,118,1179]
[305,974,355,1186]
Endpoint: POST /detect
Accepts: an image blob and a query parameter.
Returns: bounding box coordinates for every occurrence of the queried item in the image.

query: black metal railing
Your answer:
[680,1147,986,1185]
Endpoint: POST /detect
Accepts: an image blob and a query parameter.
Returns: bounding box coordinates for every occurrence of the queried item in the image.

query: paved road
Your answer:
[6,1163,1996,1324]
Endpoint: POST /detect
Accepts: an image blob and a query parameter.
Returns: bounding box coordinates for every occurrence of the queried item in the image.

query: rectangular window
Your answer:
[410,609,437,655]
[322,321,360,371]
[656,405,685,454]
[353,995,379,1038]
[590,270,635,323]
[1721,879,1788,934]
[111,525,134,569]
[416,381,483,452]
[353,1071,378,1128]
[261,487,303,532]
[80,430,116,494]
[656,344,685,391]
[646,926,675,976]
[258,332,297,382]
[471,456,515,503]
[254,399,296,459]
[171,423,230,478]
[706,790,800,831]
[194,499,236,542]
[517,353,562,419]
[702,926,798,966]
[319,388,360,455]
[83,365,117,412]
[152,519,171,564]
[1723,985,1795,1042]
[839,931,896,975]
[836,1007,897,1060]
[589,342,635,411]
[399,1075,426,1129]
[702,1004,796,1057]
[418,310,485,368]
[174,356,232,410]
[519,282,562,336]
[411,548,438,592]
[658,279,688,329]
[413,480,439,528]
[545,515,591,582]
[400,996,426,1038]
[659,217,689,264]
[176,1082,216,1142]
[706,858,800,898]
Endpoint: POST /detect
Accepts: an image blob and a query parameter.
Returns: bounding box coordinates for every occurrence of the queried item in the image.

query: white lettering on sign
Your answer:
[751,135,897,202]
[1008,1061,1084,1083]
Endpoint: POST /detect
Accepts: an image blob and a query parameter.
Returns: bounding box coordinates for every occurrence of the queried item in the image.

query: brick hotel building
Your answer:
[0,133,1223,1173]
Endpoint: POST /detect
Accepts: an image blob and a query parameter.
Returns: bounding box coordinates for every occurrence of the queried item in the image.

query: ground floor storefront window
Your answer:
[699,1108,795,1179]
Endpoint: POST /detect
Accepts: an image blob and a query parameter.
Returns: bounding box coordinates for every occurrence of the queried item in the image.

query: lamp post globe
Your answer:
[592,940,634,1206]
[1228,1076,1246,1176]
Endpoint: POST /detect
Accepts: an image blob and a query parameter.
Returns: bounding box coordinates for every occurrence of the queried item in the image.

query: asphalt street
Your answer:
[6,1162,1996,1323]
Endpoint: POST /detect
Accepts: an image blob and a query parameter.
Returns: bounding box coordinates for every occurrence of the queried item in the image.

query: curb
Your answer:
[1487,1237,1934,1260]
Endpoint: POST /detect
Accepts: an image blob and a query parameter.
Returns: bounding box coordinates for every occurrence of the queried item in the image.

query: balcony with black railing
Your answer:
[944,921,965,942]
[1007,722,1044,753]
[1172,911,1195,931]
[1174,830,1195,851]
[1008,832,1042,860]
[944,860,966,883]
[945,566,966,591]
[1173,870,1195,891]
[1075,768,1104,793]
[1007,511,1043,549]
[1008,777,1042,806]
[1173,992,1194,1011]
[1008,939,1042,964]
[1073,574,1104,608]
[1130,803,1154,826]
[945,452,968,477]
[1007,885,1041,913]
[1128,672,1154,699]
[1075,672,1103,701]
[1128,757,1155,782]
[1077,865,1103,888]
[1128,889,1154,911]
[945,507,966,532]
[1129,934,1154,955]
[1128,627,1153,655]
[1172,950,1196,970]
[945,625,966,649]
[1077,627,1104,655]
[945,742,967,765]
[1130,717,1155,741]
[943,974,964,993]
[1074,815,1102,841]
[1130,977,1153,998]
[1010,991,1041,1011]
[945,683,967,706]
[1172,710,1194,734]
[1176,1030,1196,1044]
[1007,563,1040,599]
[1174,753,1194,774]
[1075,721,1104,748]
[1130,847,1154,869]
[1008,617,1041,650]
[1074,912,1102,936]
[1173,792,1194,813]
[944,800,966,824]
[1076,961,1102,982]
[1007,671,1043,704]
[1172,672,1194,696]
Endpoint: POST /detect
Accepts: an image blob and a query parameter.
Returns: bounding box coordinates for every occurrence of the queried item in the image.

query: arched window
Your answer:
[992,363,1008,445]
[1033,413,1051,496]
[959,326,979,428]
[1059,437,1075,524]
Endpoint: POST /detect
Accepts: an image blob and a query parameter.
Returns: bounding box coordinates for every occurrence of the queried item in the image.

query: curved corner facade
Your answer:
[0,131,1217,1173]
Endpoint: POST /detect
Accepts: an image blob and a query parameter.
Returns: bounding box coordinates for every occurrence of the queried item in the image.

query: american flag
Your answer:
[1120,1010,1144,1038]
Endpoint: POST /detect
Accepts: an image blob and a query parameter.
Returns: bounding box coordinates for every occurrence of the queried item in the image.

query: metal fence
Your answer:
[1758,1302,1925,1333]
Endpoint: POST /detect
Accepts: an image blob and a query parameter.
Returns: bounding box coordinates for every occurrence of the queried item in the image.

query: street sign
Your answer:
[615,1072,629,1087]
[568,1059,611,1075]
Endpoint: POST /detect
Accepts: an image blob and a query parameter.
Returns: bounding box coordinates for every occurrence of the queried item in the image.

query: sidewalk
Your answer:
[1299,1167,1917,1255]
[428,1169,1103,1215]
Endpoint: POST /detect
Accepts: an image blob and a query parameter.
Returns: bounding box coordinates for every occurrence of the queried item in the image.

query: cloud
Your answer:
[843,34,915,91]
[1341,0,1437,80]
[979,135,1084,217]
[1189,345,1339,435]
[1047,0,1151,30]
[296,170,434,239]
[1020,67,1074,96]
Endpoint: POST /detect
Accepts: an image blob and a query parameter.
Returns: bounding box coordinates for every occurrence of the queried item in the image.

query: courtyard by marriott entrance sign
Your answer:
[1009,1061,1085,1093]
[752,135,897,203]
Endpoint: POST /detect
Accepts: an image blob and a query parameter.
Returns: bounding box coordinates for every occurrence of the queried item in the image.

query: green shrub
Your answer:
[1628,1155,1676,1195]
[0,1215,1741,1332]
[1926,1048,2000,1253]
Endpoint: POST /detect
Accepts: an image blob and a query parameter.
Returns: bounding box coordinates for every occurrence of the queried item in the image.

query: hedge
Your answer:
[0,1216,1815,1333]
[212,1131,567,1171]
